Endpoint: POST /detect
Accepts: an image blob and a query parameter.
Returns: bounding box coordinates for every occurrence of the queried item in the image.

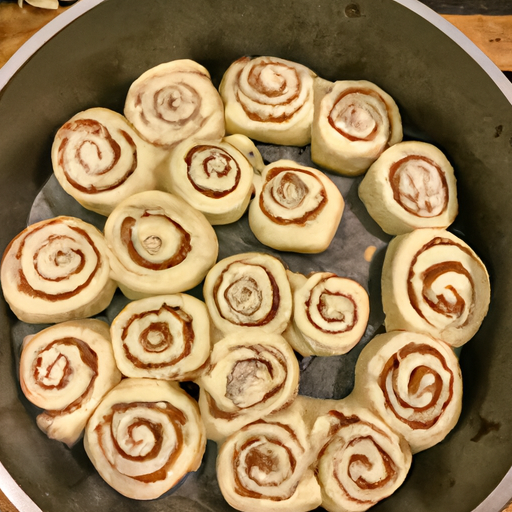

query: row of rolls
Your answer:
[13,236,488,510]
[51,56,459,244]
[18,301,462,510]
[2,54,491,511]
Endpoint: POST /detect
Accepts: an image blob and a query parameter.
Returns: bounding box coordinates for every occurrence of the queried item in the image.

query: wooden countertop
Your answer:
[0,1,511,511]
[0,1,512,70]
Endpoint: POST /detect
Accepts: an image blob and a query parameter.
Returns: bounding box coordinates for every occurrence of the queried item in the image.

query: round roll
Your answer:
[196,331,300,442]
[312,401,412,512]
[216,399,322,512]
[219,56,316,146]
[51,107,163,216]
[104,190,219,299]
[311,79,402,176]
[382,228,491,347]
[358,141,458,235]
[203,252,293,336]
[124,59,225,148]
[19,319,121,447]
[248,160,344,253]
[110,293,211,380]
[1,216,116,324]
[352,331,463,453]
[163,136,256,225]
[84,378,206,500]
[285,271,369,356]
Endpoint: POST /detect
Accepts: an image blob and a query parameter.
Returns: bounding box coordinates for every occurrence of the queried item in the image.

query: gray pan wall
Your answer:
[0,0,512,511]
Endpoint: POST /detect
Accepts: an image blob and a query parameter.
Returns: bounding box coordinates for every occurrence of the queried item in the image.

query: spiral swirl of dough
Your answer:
[19,319,121,447]
[124,59,225,148]
[381,228,490,347]
[249,160,344,253]
[358,141,458,235]
[163,137,256,225]
[312,403,412,512]
[219,56,316,146]
[311,79,402,176]
[1,216,116,323]
[196,331,299,442]
[216,405,322,512]
[110,294,211,380]
[84,378,206,500]
[353,331,463,453]
[51,108,161,216]
[203,252,292,336]
[104,190,218,299]
[285,271,369,356]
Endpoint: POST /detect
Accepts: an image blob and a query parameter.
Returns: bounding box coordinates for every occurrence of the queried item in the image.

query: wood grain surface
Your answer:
[0,1,511,512]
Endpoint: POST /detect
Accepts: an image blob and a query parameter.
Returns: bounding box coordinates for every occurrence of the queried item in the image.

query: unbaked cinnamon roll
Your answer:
[216,397,322,512]
[248,160,344,253]
[358,141,458,234]
[284,271,369,356]
[352,331,463,453]
[84,378,206,500]
[381,228,491,347]
[195,331,300,442]
[110,293,210,380]
[104,190,218,299]
[311,399,412,511]
[203,252,293,336]
[51,107,164,216]
[124,59,225,148]
[162,136,257,225]
[1,216,116,324]
[219,56,317,146]
[19,319,121,447]
[311,79,402,176]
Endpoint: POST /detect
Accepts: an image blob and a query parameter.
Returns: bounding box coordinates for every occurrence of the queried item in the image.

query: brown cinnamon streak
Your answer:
[407,237,475,328]
[15,220,102,302]
[260,167,327,226]
[120,212,191,271]
[96,401,186,483]
[378,342,454,429]
[185,145,241,198]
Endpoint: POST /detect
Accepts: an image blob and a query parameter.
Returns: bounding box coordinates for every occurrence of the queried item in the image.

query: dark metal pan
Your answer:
[1,0,512,511]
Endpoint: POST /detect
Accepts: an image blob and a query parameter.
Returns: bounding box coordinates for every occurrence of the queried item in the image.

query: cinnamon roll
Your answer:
[104,190,218,299]
[353,331,463,453]
[195,331,300,442]
[84,378,206,500]
[110,293,210,381]
[1,216,116,324]
[219,56,317,146]
[51,107,163,216]
[311,399,412,511]
[381,228,491,347]
[284,271,369,356]
[203,252,293,336]
[311,79,402,176]
[162,136,257,225]
[124,59,225,148]
[248,160,344,253]
[19,319,121,447]
[358,141,458,234]
[216,397,322,512]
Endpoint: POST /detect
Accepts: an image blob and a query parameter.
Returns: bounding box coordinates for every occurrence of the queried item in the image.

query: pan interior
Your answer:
[0,1,512,511]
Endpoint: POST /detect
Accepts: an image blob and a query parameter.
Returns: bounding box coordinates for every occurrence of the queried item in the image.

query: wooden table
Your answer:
[0,1,511,511]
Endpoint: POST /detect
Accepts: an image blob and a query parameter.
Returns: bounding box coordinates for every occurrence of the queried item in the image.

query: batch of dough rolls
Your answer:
[0,55,491,511]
